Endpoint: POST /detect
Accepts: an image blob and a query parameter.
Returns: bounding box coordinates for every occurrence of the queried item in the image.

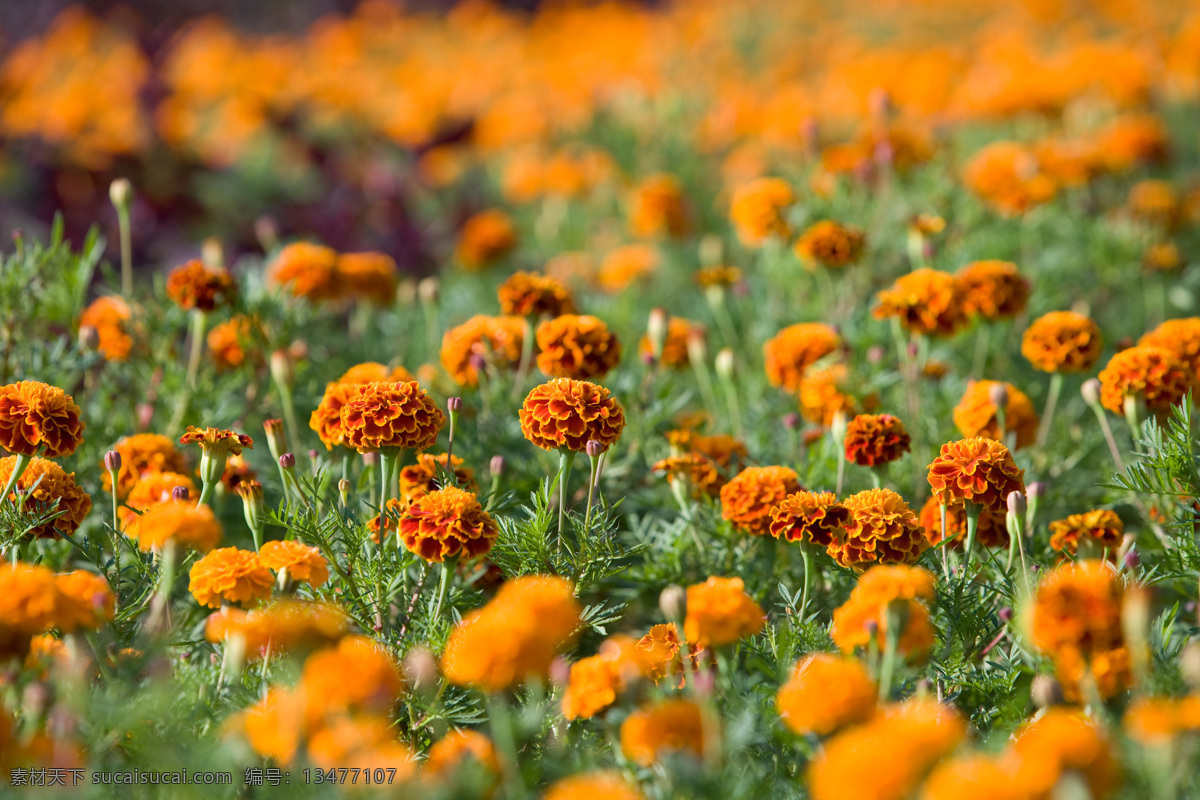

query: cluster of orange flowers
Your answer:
[0,562,113,659]
[269,242,398,305]
[873,260,1030,338]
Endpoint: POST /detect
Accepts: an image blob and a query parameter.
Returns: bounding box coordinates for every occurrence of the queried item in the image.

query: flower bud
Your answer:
[338,478,351,507]
[78,325,100,352]
[254,216,278,252]
[404,647,439,693]
[417,276,440,305]
[1006,491,1026,518]
[988,382,1009,410]
[585,440,603,459]
[104,450,122,474]
[1123,549,1140,571]
[1081,378,1101,407]
[396,277,418,306]
[867,345,885,364]
[137,403,154,431]
[171,486,190,502]
[235,480,265,532]
[686,325,707,365]
[468,352,488,374]
[998,606,1013,623]
[659,585,686,622]
[782,412,801,430]
[109,178,133,210]
[1027,481,1046,500]
[201,238,224,268]
[1031,674,1064,708]
[549,656,571,687]
[698,234,723,266]
[831,410,848,445]
[279,453,296,470]
[715,348,735,381]
[270,349,294,390]
[646,308,668,359]
[263,418,286,461]
[489,454,505,479]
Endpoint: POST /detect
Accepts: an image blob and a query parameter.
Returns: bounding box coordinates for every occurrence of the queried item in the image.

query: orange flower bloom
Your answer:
[519,378,626,453]
[952,380,1039,450]
[259,540,329,587]
[1097,346,1193,415]
[55,570,114,632]
[763,323,842,391]
[954,260,1030,320]
[125,500,222,552]
[1139,317,1200,378]
[220,453,256,491]
[1143,241,1182,272]
[920,756,1028,800]
[597,244,659,293]
[536,314,622,380]
[1007,708,1119,798]
[918,496,1008,549]
[562,635,642,720]
[0,380,85,457]
[831,489,928,569]
[874,268,967,337]
[102,433,188,498]
[545,773,645,800]
[456,209,517,270]
[793,220,865,269]
[338,381,444,453]
[231,687,304,763]
[843,413,911,467]
[620,699,709,766]
[653,453,723,498]
[188,547,274,608]
[769,491,849,547]
[1021,311,1103,373]
[205,600,349,658]
[629,173,689,239]
[694,265,742,289]
[269,242,340,301]
[310,382,361,450]
[0,456,91,539]
[800,364,873,426]
[635,622,701,685]
[927,437,1025,511]
[440,315,527,388]
[424,729,499,778]
[776,654,875,737]
[729,177,795,246]
[1048,509,1124,556]
[165,259,236,311]
[399,453,477,503]
[79,296,133,361]
[206,315,254,371]
[305,715,416,773]
[0,563,65,659]
[179,426,253,458]
[684,575,764,648]
[498,271,576,318]
[1096,113,1168,173]
[302,635,406,726]
[962,141,1057,216]
[720,465,802,536]
[397,486,498,563]
[338,362,415,385]
[1126,179,1179,228]
[640,316,698,369]
[338,251,397,305]
[1124,696,1200,743]
[830,565,937,658]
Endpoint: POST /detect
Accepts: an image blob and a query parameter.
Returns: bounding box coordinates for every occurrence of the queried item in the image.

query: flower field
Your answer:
[6,0,1200,797]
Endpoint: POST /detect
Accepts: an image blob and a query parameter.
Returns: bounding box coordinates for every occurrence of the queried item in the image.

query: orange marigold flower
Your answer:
[1007,708,1119,799]
[338,381,444,453]
[962,141,1057,216]
[310,382,361,450]
[0,563,65,659]
[1097,345,1193,415]
[103,433,188,497]
[230,686,304,763]
[305,715,416,773]
[519,378,626,453]
[0,455,91,539]
[597,244,660,293]
[830,565,937,658]
[1123,696,1200,743]
[337,362,415,385]
[424,729,499,778]
[338,251,397,305]
[808,700,965,800]
[79,296,133,361]
[1126,179,1179,228]
[125,500,222,552]
[629,173,689,239]
[694,265,742,289]
[179,426,253,457]
[205,600,349,658]
[536,314,622,380]
[769,491,850,547]
[920,756,1029,800]
[220,453,256,491]
[831,488,928,569]
[399,453,477,503]
[562,635,642,720]
[206,315,254,371]
[1139,317,1200,378]
[166,259,236,312]
[634,622,701,685]
[441,575,582,692]
[189,547,274,609]
[640,317,698,369]
[684,575,764,648]
[955,260,1030,320]
[729,177,795,246]
[620,699,709,766]
[873,268,967,338]
[269,242,341,301]
[843,413,911,467]
[1096,113,1169,173]
[1021,311,1103,373]
[800,364,873,427]
[918,496,1008,549]
[55,570,114,632]
[302,635,406,726]
[259,540,329,587]
[0,380,85,458]
[544,251,597,287]
[1048,509,1124,556]
[776,654,875,737]
[763,323,842,391]
[793,220,865,270]
[498,271,576,318]
[1143,241,1182,272]
[456,209,517,270]
[952,380,1039,450]
[397,486,498,563]
[720,465,802,536]
[545,773,645,800]
[927,437,1025,512]
[440,315,527,388]
[653,453,722,499]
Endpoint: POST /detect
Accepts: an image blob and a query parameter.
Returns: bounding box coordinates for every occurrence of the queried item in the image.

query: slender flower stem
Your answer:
[431,555,458,623]
[1035,373,1063,448]
[962,501,981,584]
[185,310,208,390]
[117,204,133,297]
[271,373,302,458]
[878,603,904,703]
[488,694,529,800]
[108,470,122,600]
[1,452,32,509]
[799,544,814,621]
[556,449,576,538]
[583,453,599,534]
[375,448,401,631]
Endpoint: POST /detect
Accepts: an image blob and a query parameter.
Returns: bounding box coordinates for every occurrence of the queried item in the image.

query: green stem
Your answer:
[799,544,814,621]
[556,449,576,539]
[2,452,32,508]
[109,470,122,601]
[962,501,981,584]
[431,555,458,623]
[1035,373,1063,448]
[185,310,208,390]
[272,373,302,458]
[878,601,905,703]
[118,205,133,297]
[487,694,529,800]
[583,453,599,534]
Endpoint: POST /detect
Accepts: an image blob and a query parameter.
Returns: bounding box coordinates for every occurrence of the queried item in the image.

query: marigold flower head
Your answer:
[729,177,795,246]
[1095,114,1168,173]
[125,500,223,552]
[843,413,911,467]
[653,453,723,499]
[339,381,445,453]
[310,382,361,450]
[635,622,701,685]
[302,635,406,726]
[1021,311,1103,373]
[684,575,764,648]
[1048,510,1124,556]
[955,260,1030,320]
[179,426,253,458]
[269,242,341,301]
[337,362,415,385]
[777,653,875,737]
[519,378,626,453]
[831,489,928,569]
[0,563,66,659]
[597,244,660,293]
[305,715,416,773]
[259,540,329,587]
[640,316,698,369]
[0,381,85,458]
[55,570,114,632]
[441,315,527,387]
[793,220,865,270]
[720,465,802,536]
[769,491,850,547]
[398,453,477,503]
[873,268,967,337]
[456,209,517,270]
[1143,241,1182,272]
[1123,696,1200,743]
[498,271,576,318]
[919,496,1008,549]
[188,547,273,609]
[620,698,710,766]
[0,456,91,539]
[800,364,871,426]
[207,315,254,371]
[927,437,1025,511]
[79,296,133,361]
[424,729,499,778]
[1126,179,1179,228]
[763,323,842,391]
[630,173,689,238]
[220,453,256,491]
[1007,708,1119,799]
[694,265,742,289]
[337,251,397,305]
[205,600,349,658]
[441,575,582,692]
[1097,345,1193,415]
[545,773,645,800]
[230,686,304,763]
[165,259,236,311]
[831,565,936,658]
[562,635,643,720]
[919,756,1029,800]
[963,141,1057,216]
[397,486,498,563]
[953,380,1039,450]
[536,314,622,380]
[102,433,188,498]
[1139,317,1200,378]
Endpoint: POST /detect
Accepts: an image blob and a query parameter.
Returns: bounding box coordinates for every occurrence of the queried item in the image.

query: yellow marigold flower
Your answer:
[302,635,406,727]
[1007,709,1119,799]
[519,378,626,453]
[777,654,875,737]
[639,316,698,369]
[769,491,849,547]
[0,455,91,539]
[800,364,870,426]
[179,425,253,457]
[955,260,1030,320]
[1124,696,1200,743]
[629,173,689,239]
[0,562,65,659]
[919,496,1008,549]
[831,565,936,658]
[338,381,444,453]
[1021,311,1103,373]
[729,177,794,246]
[310,382,361,450]
[720,465,802,536]
[763,323,842,392]
[456,209,517,270]
[831,489,928,569]
[189,547,273,609]
[873,268,967,337]
[55,570,114,632]
[843,413,911,467]
[562,635,642,720]
[536,314,622,380]
[927,437,1025,512]
[498,271,576,318]
[952,380,1039,450]
[684,575,764,648]
[1048,509,1124,556]
[338,251,397,305]
[125,500,222,552]
[338,362,415,385]
[919,756,1029,800]
[1097,345,1193,415]
[962,141,1057,216]
[440,314,527,388]
[694,265,742,289]
[620,698,710,766]
[205,600,349,658]
[793,220,865,270]
[165,259,236,311]
[206,315,254,371]
[269,242,340,301]
[397,486,498,563]
[1139,317,1200,378]
[424,729,499,778]
[259,540,329,587]
[597,244,660,293]
[0,380,85,458]
[399,453,477,503]
[79,295,133,361]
